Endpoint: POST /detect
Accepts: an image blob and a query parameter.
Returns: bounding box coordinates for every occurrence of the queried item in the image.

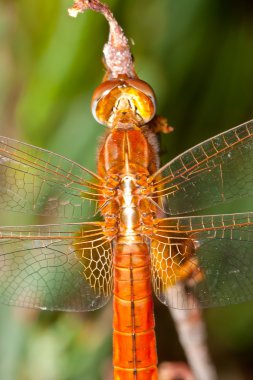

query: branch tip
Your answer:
[68,0,136,79]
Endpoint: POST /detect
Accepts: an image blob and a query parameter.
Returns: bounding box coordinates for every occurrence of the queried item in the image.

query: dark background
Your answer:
[0,0,253,379]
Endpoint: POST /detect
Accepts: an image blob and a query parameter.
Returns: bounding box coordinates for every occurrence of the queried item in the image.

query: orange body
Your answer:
[113,243,157,379]
[97,128,159,379]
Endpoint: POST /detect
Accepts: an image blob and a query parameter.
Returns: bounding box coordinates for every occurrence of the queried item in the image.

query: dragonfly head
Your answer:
[91,76,156,128]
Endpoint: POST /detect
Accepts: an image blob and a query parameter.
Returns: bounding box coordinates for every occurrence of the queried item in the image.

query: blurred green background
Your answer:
[1,0,253,379]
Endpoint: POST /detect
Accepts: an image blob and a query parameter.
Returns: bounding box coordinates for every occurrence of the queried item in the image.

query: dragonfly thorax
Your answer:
[91,76,156,127]
[101,173,157,240]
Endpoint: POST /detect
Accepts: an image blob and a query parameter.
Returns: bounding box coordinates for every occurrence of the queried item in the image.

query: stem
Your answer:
[166,285,218,380]
[68,0,136,79]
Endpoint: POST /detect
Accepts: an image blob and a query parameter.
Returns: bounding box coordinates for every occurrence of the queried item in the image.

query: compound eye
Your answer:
[124,77,156,123]
[125,78,156,106]
[91,79,122,126]
[91,77,156,127]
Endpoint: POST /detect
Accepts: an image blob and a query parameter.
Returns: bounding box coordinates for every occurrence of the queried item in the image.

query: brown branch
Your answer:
[166,285,218,380]
[159,361,195,380]
[68,0,136,79]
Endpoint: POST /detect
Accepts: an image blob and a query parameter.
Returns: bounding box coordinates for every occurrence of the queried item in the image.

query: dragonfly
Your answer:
[1,1,253,379]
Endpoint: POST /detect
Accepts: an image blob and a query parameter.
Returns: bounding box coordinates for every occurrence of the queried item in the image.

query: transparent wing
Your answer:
[0,223,113,311]
[151,212,253,309]
[0,136,104,219]
[150,120,253,215]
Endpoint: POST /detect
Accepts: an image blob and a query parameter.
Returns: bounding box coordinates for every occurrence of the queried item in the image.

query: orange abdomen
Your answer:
[113,242,158,380]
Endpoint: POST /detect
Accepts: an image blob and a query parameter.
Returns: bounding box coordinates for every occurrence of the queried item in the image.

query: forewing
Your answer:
[0,223,113,311]
[0,136,103,219]
[151,213,253,309]
[150,120,253,215]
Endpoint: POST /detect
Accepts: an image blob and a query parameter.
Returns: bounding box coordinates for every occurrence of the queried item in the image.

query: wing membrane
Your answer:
[150,120,253,214]
[151,212,253,309]
[0,223,113,311]
[0,137,104,219]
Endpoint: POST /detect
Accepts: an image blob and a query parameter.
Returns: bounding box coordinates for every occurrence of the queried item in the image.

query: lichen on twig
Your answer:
[68,0,136,79]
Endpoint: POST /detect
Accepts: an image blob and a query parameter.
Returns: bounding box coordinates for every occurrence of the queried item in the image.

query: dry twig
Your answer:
[166,285,218,380]
[68,0,136,79]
